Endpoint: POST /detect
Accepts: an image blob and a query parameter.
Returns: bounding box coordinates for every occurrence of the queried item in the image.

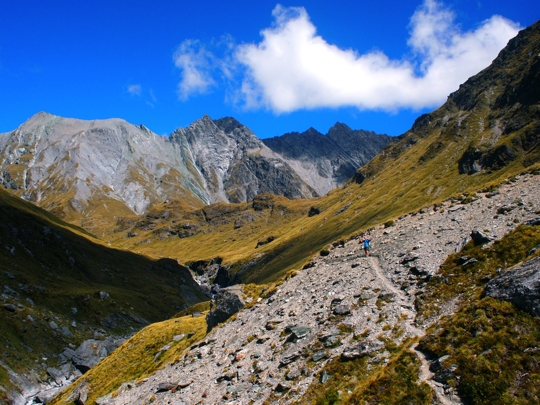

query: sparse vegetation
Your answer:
[51,313,207,405]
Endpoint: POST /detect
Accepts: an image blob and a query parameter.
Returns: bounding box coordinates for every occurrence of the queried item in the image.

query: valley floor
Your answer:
[70,174,540,405]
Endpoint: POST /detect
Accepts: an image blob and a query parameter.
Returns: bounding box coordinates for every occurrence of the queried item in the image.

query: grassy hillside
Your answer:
[417,222,540,404]
[0,187,208,392]
[101,22,540,285]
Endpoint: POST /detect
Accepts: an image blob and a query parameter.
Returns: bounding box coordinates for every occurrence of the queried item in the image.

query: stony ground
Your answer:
[98,174,540,405]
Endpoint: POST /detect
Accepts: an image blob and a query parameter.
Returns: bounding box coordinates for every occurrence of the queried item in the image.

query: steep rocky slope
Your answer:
[170,116,317,203]
[263,124,391,195]
[0,188,207,404]
[355,20,540,185]
[52,174,540,405]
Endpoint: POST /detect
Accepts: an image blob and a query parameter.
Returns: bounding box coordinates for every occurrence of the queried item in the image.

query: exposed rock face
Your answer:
[206,287,245,331]
[1,114,390,227]
[171,116,317,203]
[0,112,208,221]
[484,256,540,316]
[263,124,391,195]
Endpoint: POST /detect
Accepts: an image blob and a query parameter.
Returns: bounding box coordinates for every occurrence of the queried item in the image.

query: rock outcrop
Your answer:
[170,116,317,203]
[205,286,246,331]
[484,255,540,316]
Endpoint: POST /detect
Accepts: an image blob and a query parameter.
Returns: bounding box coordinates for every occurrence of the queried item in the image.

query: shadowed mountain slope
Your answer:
[0,187,207,403]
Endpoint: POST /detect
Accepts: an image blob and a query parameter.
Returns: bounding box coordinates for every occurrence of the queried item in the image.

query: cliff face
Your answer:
[263,124,391,195]
[171,116,317,203]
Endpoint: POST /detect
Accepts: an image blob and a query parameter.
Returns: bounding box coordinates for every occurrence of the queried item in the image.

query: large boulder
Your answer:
[71,337,124,373]
[484,256,540,317]
[206,287,245,331]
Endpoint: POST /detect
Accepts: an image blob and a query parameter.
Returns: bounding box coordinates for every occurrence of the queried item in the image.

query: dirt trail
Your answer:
[370,256,462,405]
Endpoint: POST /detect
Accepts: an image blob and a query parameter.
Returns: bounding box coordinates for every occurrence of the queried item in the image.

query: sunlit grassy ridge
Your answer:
[50,312,208,405]
[102,22,540,284]
[105,148,538,286]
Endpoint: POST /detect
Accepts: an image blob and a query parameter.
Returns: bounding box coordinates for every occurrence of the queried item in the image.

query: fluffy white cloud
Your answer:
[234,1,519,112]
[174,39,216,100]
[172,1,520,112]
[127,84,142,96]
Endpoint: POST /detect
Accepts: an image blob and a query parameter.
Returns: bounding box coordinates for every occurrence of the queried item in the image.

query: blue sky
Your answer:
[1,1,538,139]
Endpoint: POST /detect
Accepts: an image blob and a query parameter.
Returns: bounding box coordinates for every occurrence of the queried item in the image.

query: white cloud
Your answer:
[127,84,142,96]
[233,1,520,112]
[173,39,216,100]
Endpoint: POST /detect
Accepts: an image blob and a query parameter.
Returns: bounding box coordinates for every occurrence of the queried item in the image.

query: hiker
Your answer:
[362,235,371,257]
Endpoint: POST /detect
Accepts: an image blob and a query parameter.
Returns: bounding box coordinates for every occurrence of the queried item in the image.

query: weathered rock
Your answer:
[71,337,123,373]
[333,304,351,315]
[3,303,17,312]
[156,382,177,392]
[206,287,245,331]
[471,230,493,245]
[289,326,311,339]
[36,388,62,404]
[484,256,540,316]
[312,351,328,362]
[279,353,300,367]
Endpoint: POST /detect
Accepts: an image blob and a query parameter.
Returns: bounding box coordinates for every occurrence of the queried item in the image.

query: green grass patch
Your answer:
[345,349,433,405]
[416,223,540,323]
[416,222,540,404]
[419,298,540,404]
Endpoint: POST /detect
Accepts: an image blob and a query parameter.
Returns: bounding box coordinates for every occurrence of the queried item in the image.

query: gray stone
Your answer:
[289,326,311,339]
[3,303,17,312]
[320,370,331,383]
[333,304,351,315]
[279,352,300,367]
[71,337,122,373]
[36,388,62,404]
[484,256,540,317]
[471,230,493,245]
[156,382,177,392]
[206,288,245,331]
[312,350,328,362]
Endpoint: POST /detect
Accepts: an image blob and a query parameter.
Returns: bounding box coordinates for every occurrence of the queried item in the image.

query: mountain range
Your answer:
[0,114,390,234]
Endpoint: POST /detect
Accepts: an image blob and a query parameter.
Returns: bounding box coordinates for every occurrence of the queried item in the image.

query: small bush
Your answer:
[320,249,330,257]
